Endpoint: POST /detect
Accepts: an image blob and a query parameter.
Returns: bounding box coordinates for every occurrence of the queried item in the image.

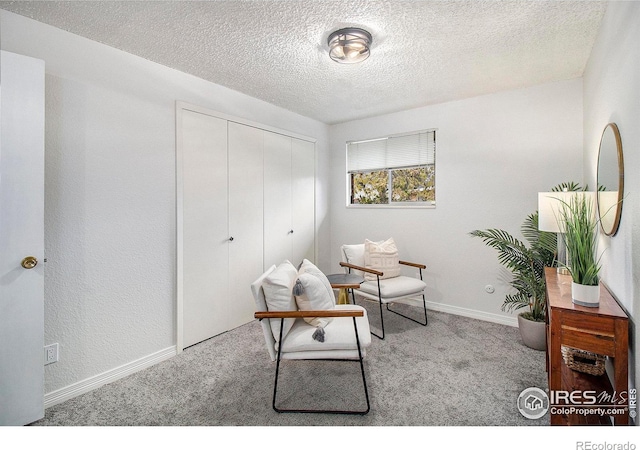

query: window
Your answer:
[347,130,436,206]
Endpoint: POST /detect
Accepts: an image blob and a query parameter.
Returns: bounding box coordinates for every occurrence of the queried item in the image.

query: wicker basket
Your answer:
[561,346,606,376]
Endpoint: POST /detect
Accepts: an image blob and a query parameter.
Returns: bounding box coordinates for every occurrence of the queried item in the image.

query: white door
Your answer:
[0,51,45,425]
[228,122,264,329]
[291,138,315,265]
[263,132,292,268]
[180,110,229,349]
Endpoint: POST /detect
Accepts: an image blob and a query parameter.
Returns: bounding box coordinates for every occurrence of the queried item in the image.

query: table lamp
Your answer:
[538,191,573,274]
[538,191,597,275]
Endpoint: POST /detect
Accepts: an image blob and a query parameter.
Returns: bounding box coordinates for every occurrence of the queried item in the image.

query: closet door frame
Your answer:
[175,101,316,353]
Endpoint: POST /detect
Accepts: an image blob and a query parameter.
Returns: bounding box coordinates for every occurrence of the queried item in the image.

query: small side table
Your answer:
[327,273,364,305]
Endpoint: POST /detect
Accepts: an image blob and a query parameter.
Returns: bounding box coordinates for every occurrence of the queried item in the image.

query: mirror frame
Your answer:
[596,122,624,236]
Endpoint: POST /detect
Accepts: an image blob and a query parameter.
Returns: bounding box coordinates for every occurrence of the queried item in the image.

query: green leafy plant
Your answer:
[558,193,600,286]
[469,182,584,322]
[470,213,556,322]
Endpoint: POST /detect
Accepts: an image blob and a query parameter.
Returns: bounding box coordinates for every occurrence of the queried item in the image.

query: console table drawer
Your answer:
[560,325,616,356]
[559,313,616,335]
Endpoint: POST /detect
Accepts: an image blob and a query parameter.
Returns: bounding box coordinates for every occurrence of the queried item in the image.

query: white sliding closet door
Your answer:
[181,111,229,348]
[228,122,264,329]
[263,132,293,268]
[291,138,315,265]
[178,102,315,351]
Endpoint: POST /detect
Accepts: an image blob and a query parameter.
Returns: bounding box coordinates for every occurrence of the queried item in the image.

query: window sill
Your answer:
[346,203,436,209]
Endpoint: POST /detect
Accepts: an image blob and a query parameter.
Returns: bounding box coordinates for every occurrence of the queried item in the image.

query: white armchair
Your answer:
[252,262,372,414]
[340,239,428,339]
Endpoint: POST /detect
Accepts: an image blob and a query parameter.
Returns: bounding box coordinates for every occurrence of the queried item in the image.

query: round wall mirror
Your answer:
[596,123,624,236]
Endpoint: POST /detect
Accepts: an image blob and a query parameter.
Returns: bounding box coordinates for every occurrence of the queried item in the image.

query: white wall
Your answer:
[0,10,330,398]
[583,1,640,397]
[329,80,583,325]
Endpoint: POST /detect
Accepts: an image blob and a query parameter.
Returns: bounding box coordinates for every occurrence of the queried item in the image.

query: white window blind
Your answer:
[347,130,435,173]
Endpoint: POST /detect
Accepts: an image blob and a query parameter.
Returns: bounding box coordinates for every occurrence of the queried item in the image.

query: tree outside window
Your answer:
[347,130,436,206]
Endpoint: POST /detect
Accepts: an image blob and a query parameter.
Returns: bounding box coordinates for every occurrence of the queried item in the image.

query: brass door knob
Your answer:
[21,256,38,269]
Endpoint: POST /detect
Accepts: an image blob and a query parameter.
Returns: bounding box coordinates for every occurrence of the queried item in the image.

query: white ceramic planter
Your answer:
[571,282,600,307]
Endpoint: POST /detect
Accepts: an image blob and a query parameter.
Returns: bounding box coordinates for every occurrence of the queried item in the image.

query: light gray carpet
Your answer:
[31,304,549,426]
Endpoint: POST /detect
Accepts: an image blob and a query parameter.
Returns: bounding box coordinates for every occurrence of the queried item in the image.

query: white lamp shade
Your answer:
[538,192,597,233]
[538,192,570,232]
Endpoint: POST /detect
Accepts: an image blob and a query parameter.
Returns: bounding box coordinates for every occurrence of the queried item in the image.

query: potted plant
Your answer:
[558,192,601,307]
[469,182,585,350]
[470,212,556,350]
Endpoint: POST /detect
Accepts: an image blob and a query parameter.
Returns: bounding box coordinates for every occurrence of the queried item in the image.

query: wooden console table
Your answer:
[545,267,629,425]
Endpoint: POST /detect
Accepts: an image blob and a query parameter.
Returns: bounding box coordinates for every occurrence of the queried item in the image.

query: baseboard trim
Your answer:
[425,300,519,327]
[390,296,519,328]
[44,346,177,409]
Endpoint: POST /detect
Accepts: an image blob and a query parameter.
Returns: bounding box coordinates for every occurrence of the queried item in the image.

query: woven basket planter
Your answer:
[561,346,606,376]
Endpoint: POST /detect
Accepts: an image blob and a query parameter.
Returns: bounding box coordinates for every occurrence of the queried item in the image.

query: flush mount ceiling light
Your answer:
[327,27,372,64]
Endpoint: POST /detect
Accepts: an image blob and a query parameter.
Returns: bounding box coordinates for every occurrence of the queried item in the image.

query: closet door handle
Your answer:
[289,230,294,234]
[228,236,234,242]
[21,256,38,269]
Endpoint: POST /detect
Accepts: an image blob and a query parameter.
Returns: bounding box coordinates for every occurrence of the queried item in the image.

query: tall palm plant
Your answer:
[470,212,556,322]
[470,182,586,322]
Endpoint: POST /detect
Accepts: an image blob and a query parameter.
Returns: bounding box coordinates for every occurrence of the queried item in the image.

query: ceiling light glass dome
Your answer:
[327,28,372,64]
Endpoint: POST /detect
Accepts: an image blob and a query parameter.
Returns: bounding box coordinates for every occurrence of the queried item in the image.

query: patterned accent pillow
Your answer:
[364,238,401,281]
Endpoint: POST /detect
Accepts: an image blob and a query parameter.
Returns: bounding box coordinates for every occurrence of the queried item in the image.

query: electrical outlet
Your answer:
[485,284,495,294]
[44,343,59,365]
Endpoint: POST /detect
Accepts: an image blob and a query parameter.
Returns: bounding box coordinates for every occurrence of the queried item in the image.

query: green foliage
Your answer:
[469,181,585,322]
[391,167,435,202]
[552,181,583,193]
[470,213,556,322]
[558,194,600,285]
[351,170,388,204]
[351,165,435,204]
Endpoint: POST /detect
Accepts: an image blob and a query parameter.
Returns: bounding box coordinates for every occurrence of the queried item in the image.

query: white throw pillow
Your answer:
[262,260,298,342]
[364,238,401,281]
[293,272,334,330]
[298,259,336,305]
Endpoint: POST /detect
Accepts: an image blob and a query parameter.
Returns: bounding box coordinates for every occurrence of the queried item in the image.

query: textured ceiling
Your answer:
[0,1,608,124]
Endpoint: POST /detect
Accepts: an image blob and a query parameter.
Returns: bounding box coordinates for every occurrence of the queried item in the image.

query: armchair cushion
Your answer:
[341,244,365,276]
[279,305,372,357]
[359,276,427,300]
[364,238,401,281]
[262,260,298,342]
